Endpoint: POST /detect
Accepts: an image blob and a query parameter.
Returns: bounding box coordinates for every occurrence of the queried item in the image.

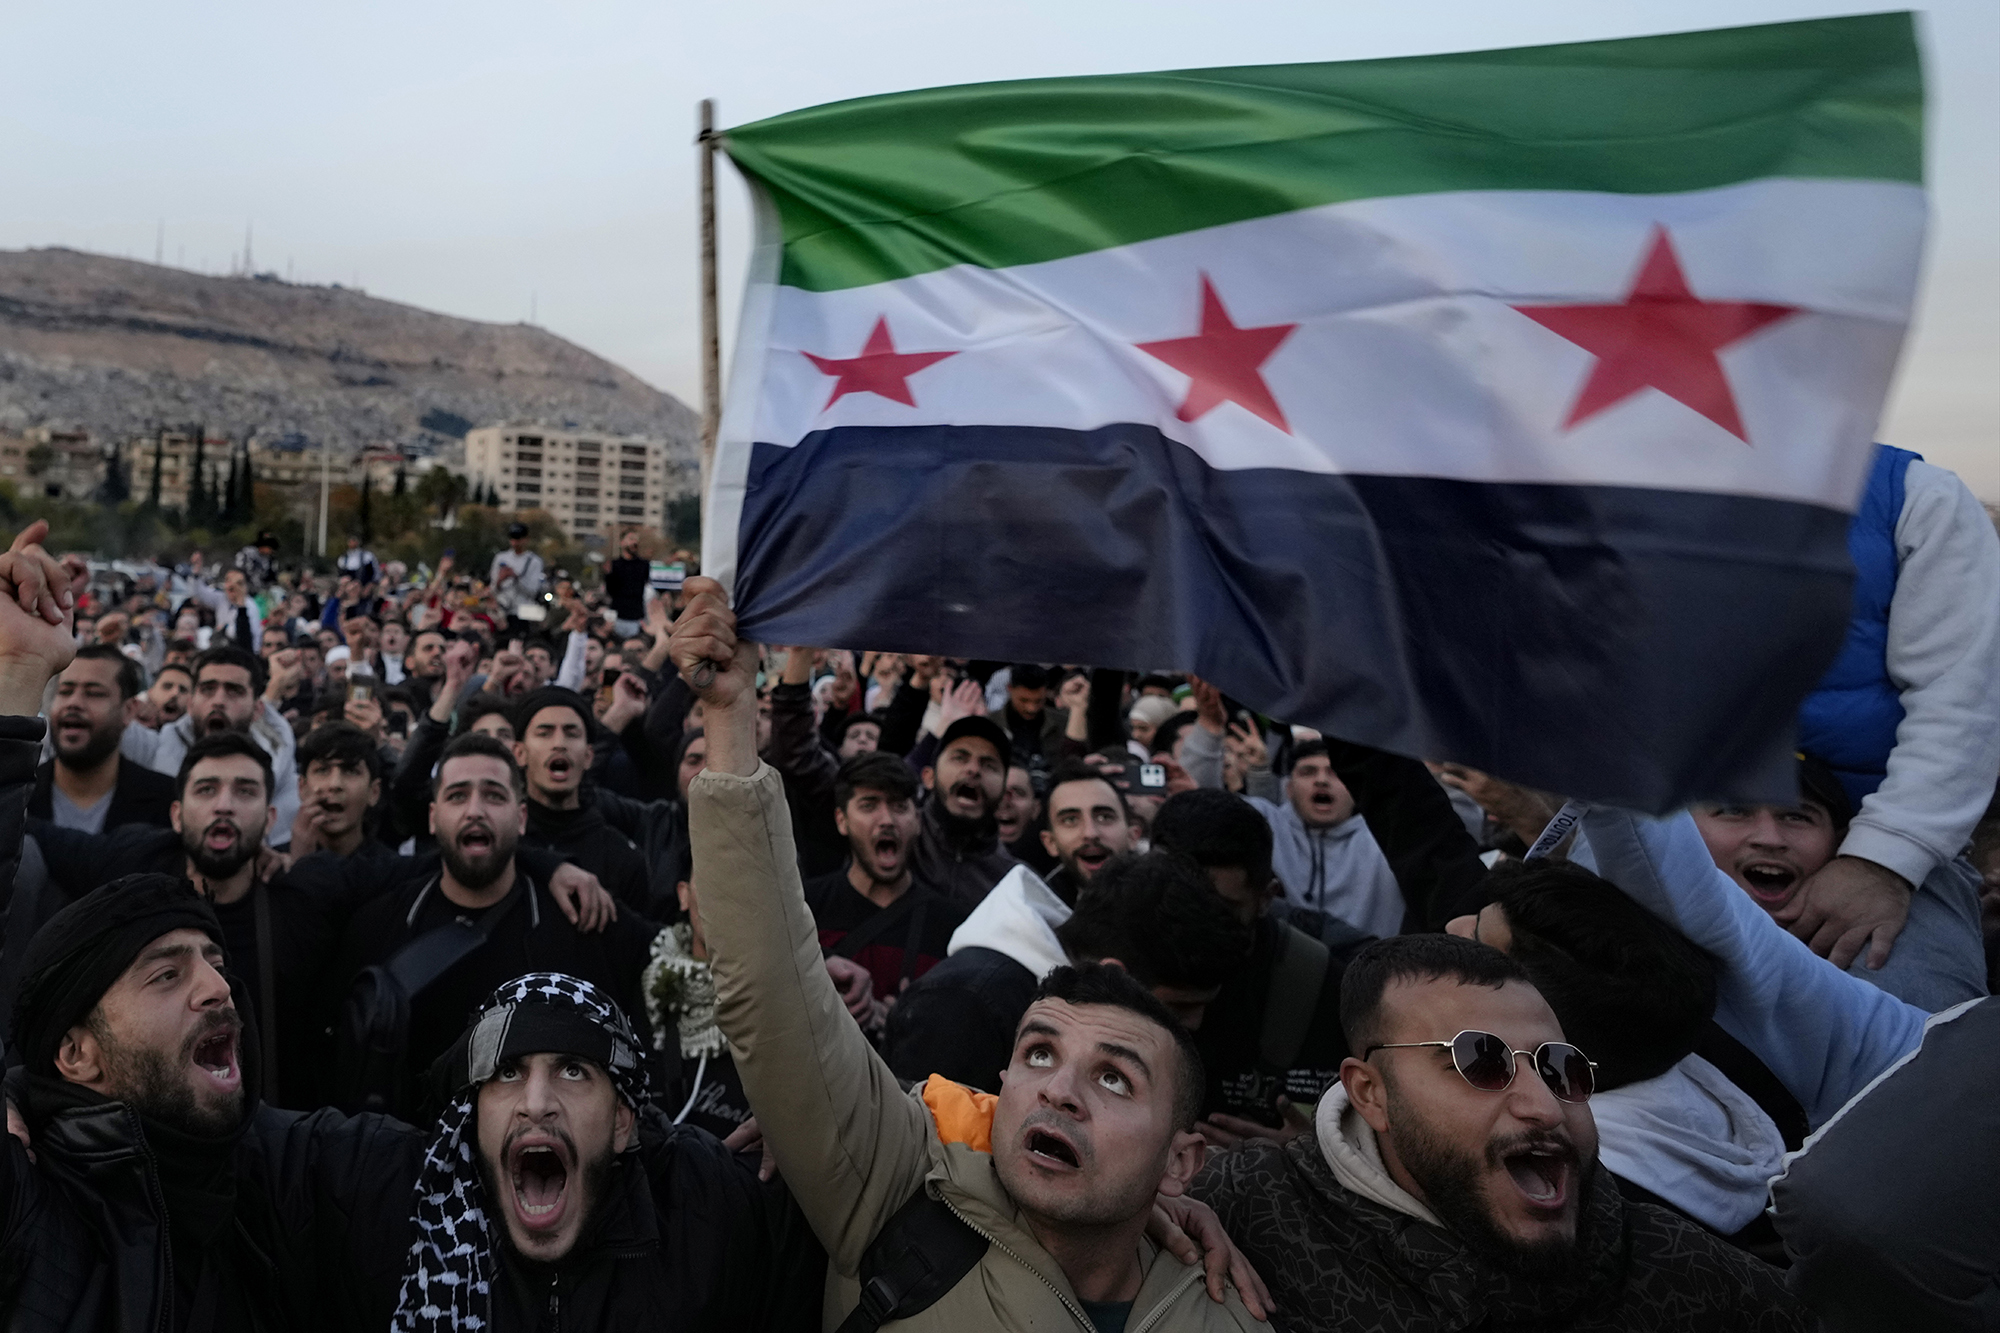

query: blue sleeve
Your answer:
[1575,806,1928,1127]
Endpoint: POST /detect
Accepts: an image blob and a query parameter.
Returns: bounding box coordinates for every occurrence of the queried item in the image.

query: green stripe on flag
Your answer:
[723,13,1921,293]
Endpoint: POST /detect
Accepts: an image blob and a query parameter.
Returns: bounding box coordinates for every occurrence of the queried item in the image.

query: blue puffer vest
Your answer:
[1797,444,1921,808]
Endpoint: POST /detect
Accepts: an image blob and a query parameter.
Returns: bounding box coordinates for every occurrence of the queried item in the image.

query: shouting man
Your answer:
[32,643,174,831]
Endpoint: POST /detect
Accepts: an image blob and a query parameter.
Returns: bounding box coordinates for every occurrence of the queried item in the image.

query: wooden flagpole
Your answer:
[697,98,720,530]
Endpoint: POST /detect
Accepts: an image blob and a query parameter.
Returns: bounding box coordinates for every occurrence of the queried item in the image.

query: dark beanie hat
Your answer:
[510,685,594,743]
[12,874,225,1077]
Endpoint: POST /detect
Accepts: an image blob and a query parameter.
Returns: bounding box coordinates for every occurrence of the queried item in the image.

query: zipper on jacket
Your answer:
[1128,1264,1208,1333]
[940,1194,1096,1331]
[937,1192,1221,1333]
[131,1107,176,1333]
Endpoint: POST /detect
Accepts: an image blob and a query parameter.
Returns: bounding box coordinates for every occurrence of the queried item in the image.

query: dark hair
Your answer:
[1149,712,1195,760]
[411,626,448,648]
[435,731,526,798]
[1056,851,1250,992]
[511,686,592,742]
[830,709,886,747]
[834,751,919,810]
[297,721,384,784]
[191,643,267,698]
[1009,663,1050,691]
[1340,933,1532,1057]
[175,729,274,801]
[1028,961,1207,1131]
[1287,739,1331,772]
[69,643,143,701]
[1487,860,1716,1090]
[154,661,193,684]
[1797,752,1854,830]
[1044,759,1128,819]
[456,691,515,736]
[1150,789,1275,900]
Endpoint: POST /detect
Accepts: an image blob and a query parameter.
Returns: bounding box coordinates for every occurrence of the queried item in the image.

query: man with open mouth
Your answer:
[804,751,967,1007]
[911,714,1021,910]
[30,643,175,833]
[397,971,821,1332]
[671,579,1267,1331]
[1193,933,1809,1329]
[508,685,653,915]
[1691,754,1987,1011]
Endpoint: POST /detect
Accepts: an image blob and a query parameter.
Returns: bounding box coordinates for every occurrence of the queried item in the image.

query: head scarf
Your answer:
[393,973,651,1333]
[12,874,225,1078]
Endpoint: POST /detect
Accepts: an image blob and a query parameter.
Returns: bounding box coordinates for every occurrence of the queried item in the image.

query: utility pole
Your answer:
[698,98,721,527]
[317,438,331,558]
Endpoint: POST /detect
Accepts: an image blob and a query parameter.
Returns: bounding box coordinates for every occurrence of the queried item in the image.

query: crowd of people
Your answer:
[0,438,1994,1333]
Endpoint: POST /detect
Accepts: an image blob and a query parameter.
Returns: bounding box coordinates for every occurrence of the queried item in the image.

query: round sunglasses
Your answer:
[1364,1029,1598,1103]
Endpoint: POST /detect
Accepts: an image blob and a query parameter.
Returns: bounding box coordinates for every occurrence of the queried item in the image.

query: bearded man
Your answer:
[330,733,657,1118]
[392,972,822,1331]
[31,643,174,831]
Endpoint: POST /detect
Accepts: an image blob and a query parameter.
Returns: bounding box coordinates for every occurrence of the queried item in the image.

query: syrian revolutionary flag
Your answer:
[706,13,1923,810]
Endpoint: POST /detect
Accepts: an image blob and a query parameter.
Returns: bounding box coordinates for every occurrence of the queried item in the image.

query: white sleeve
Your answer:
[1576,806,1928,1127]
[1180,721,1225,788]
[187,580,227,615]
[554,631,589,692]
[1841,461,2000,886]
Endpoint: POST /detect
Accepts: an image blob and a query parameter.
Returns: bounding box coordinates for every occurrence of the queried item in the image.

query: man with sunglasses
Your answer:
[1192,934,1807,1329]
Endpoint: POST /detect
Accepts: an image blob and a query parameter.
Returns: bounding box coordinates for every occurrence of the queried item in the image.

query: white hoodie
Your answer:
[1313,1083,1443,1227]
[944,863,1071,977]
[1590,1054,1786,1235]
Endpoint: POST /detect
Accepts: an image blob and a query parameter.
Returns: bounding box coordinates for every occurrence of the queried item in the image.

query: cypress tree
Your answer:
[222,452,239,526]
[358,471,374,543]
[188,430,209,526]
[239,446,255,520]
[393,464,407,498]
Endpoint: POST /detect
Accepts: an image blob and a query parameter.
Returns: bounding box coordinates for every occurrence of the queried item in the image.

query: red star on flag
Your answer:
[1138,275,1298,433]
[1513,226,1800,442]
[802,317,958,410]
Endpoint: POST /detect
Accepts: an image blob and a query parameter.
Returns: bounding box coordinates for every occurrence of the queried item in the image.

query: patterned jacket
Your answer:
[1194,1131,1809,1332]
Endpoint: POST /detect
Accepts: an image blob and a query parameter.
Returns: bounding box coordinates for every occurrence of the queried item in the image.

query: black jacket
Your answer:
[1196,1132,1807,1331]
[908,802,1017,911]
[522,798,653,914]
[28,756,176,831]
[882,945,1037,1094]
[1,1083,421,1333]
[330,868,658,1118]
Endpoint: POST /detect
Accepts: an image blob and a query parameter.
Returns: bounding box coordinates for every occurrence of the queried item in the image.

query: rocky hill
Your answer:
[0,247,698,462]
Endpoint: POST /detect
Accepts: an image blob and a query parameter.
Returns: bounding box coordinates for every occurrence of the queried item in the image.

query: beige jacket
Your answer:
[691,763,1260,1333]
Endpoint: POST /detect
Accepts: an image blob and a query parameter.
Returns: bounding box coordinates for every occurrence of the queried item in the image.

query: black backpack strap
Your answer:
[835,1189,989,1333]
[385,876,527,995]
[1260,923,1331,1072]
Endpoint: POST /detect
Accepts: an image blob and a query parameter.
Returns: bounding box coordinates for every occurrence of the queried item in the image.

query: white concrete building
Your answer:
[464,425,681,540]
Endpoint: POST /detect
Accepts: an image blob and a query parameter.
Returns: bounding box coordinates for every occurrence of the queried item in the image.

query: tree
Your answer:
[221,451,239,526]
[358,471,373,543]
[187,428,209,527]
[416,465,465,523]
[98,447,129,505]
[393,464,407,498]
[239,446,255,517]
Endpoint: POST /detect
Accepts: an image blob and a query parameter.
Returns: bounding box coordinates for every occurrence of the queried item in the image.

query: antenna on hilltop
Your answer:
[155,220,164,266]
[244,222,254,276]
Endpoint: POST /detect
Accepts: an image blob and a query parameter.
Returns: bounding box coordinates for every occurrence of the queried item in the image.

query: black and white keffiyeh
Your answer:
[393,973,652,1333]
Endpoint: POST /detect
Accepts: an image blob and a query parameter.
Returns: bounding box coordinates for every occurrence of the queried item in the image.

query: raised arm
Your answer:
[673,580,931,1274]
[1575,805,1927,1126]
[1323,738,1493,931]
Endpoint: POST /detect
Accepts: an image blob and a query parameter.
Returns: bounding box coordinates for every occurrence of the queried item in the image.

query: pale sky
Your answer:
[7,0,1994,498]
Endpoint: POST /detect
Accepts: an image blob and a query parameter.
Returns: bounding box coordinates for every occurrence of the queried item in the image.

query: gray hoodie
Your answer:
[119,701,300,847]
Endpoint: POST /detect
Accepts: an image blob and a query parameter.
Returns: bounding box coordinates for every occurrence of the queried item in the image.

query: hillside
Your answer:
[0,247,698,462]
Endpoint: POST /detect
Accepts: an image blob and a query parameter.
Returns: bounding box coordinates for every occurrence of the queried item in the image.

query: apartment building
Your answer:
[463,424,682,540]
